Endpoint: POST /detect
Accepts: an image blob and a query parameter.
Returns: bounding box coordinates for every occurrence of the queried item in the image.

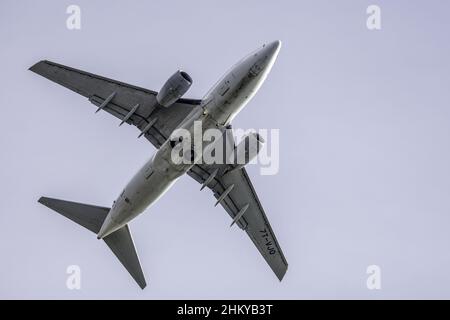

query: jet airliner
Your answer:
[30,41,288,289]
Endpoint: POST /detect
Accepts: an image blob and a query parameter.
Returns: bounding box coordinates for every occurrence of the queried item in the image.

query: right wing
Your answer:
[188,164,288,281]
[29,60,201,148]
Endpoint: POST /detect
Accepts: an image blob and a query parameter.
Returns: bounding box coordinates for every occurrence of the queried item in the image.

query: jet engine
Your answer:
[156,70,193,107]
[230,132,265,169]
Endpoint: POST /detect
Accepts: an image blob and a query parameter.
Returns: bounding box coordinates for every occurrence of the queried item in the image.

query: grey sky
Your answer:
[1,0,450,299]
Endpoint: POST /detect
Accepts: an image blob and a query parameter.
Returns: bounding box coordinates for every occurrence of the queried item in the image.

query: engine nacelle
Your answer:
[230,132,265,169]
[156,70,193,107]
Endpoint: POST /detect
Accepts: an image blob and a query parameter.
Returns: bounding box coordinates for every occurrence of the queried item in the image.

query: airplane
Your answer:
[30,40,288,289]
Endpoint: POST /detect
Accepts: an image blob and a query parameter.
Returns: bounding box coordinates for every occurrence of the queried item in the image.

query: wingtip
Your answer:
[29,60,44,72]
[29,60,52,73]
[276,264,288,282]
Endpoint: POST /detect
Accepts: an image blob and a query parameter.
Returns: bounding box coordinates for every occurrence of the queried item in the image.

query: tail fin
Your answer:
[38,197,147,289]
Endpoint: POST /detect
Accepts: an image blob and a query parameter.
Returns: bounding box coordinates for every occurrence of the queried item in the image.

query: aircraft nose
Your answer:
[260,40,281,61]
[267,40,282,56]
[250,40,281,76]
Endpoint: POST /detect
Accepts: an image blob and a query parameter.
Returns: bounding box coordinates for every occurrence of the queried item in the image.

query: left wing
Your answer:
[30,60,201,148]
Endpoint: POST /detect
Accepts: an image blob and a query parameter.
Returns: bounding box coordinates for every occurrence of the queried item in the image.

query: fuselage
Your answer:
[97,41,281,239]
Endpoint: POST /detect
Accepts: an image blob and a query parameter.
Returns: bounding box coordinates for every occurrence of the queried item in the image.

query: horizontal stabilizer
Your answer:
[38,197,147,289]
[104,225,146,289]
[38,197,109,233]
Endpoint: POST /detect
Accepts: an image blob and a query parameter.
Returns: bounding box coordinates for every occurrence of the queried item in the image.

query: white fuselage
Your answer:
[97,41,281,239]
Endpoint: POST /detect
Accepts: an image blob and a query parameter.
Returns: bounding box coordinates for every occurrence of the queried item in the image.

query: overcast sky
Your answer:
[1,0,450,299]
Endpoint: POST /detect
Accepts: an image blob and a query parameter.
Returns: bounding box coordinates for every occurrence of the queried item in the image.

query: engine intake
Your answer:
[156,70,193,107]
